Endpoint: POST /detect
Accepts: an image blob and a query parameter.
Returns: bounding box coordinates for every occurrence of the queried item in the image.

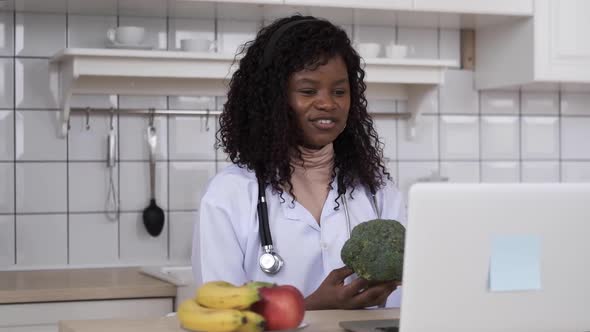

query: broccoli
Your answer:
[340,219,405,281]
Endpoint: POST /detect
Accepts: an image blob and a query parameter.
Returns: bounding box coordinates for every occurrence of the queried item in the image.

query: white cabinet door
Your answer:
[283,0,413,10]
[414,0,533,15]
[535,0,590,82]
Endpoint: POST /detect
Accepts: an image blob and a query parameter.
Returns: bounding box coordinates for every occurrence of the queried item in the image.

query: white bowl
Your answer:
[385,44,408,59]
[357,42,381,58]
[180,38,214,52]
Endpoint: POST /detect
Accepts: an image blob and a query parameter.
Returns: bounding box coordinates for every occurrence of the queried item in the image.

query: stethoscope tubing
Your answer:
[257,176,381,274]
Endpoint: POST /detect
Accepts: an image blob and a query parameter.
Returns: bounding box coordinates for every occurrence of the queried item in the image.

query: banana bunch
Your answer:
[177,281,271,332]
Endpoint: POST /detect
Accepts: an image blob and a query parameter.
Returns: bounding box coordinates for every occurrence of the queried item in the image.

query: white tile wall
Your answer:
[216,20,258,55]
[15,13,65,57]
[15,110,65,160]
[440,70,477,114]
[561,117,590,160]
[481,116,519,160]
[119,212,168,263]
[481,162,520,183]
[68,15,117,48]
[169,115,216,160]
[69,213,118,265]
[119,161,168,211]
[119,114,168,160]
[0,111,14,160]
[0,12,14,56]
[439,29,460,64]
[522,92,558,115]
[119,16,167,50]
[562,162,590,182]
[398,161,438,201]
[2,12,590,270]
[169,162,216,210]
[0,215,14,266]
[397,115,438,160]
[169,211,197,264]
[521,117,559,159]
[168,18,215,51]
[561,93,590,115]
[68,162,119,212]
[440,162,480,182]
[397,27,438,59]
[0,163,14,213]
[0,59,14,108]
[522,161,560,183]
[439,116,479,160]
[16,162,67,213]
[353,25,395,58]
[68,113,118,161]
[16,214,67,266]
[15,59,59,109]
[481,91,519,115]
[373,117,397,161]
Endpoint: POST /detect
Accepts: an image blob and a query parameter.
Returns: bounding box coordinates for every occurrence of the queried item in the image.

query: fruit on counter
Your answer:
[179,280,305,331]
[177,299,247,332]
[236,310,266,332]
[196,281,261,310]
[251,284,305,331]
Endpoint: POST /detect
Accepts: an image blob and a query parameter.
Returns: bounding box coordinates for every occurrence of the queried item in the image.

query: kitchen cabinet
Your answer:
[413,0,533,15]
[0,298,173,332]
[476,0,590,89]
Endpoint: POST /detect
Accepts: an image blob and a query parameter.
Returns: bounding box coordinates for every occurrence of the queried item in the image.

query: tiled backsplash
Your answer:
[0,11,589,270]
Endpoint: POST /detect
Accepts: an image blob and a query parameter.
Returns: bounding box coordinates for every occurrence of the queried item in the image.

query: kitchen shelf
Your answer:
[50,48,456,138]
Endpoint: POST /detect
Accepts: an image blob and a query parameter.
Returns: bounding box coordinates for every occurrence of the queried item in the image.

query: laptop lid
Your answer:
[400,183,590,332]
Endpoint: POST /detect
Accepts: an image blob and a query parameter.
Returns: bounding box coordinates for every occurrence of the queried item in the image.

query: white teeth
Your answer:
[317,119,334,124]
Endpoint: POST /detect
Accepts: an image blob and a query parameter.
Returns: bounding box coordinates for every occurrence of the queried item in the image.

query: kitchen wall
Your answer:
[0,9,589,271]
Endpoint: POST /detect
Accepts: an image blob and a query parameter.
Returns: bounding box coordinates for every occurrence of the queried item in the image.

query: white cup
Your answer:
[180,38,215,52]
[357,42,381,58]
[107,26,145,45]
[385,44,408,59]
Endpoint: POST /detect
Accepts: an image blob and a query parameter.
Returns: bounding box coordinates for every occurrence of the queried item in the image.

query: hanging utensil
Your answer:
[142,111,165,237]
[105,108,119,221]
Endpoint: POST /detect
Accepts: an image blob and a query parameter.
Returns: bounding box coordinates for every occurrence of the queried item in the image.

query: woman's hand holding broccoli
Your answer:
[304,267,398,310]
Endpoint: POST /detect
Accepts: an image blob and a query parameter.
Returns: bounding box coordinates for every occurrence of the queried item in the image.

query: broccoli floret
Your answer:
[341,219,405,281]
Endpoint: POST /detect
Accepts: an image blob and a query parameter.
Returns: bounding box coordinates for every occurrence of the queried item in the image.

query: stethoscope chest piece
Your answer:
[259,246,284,274]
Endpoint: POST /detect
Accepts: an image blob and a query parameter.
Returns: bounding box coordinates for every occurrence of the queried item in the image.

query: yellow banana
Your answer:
[244,281,274,290]
[196,281,261,310]
[177,299,247,332]
[236,311,266,332]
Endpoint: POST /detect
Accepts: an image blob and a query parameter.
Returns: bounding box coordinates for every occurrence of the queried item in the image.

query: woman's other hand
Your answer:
[304,267,399,310]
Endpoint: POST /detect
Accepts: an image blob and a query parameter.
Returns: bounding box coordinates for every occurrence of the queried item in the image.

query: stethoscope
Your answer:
[256,177,382,275]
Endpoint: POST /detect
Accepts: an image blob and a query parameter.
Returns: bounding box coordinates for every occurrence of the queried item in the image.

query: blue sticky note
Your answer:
[489,235,541,292]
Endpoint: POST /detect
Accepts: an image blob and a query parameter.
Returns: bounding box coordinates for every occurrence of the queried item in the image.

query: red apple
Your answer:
[250,285,305,331]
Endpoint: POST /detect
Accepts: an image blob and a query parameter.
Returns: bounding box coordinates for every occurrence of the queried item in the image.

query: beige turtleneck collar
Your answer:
[290,143,334,224]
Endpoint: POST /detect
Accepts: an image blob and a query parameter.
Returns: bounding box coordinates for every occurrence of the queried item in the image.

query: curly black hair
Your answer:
[218,15,390,206]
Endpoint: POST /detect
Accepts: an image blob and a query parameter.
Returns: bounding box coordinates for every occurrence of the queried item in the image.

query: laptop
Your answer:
[340,183,590,332]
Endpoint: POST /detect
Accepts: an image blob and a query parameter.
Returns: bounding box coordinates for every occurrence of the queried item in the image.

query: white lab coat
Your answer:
[193,164,407,307]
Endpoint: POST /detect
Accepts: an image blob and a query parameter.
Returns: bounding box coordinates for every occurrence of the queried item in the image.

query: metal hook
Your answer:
[109,107,115,131]
[148,108,155,127]
[205,108,210,132]
[85,107,91,130]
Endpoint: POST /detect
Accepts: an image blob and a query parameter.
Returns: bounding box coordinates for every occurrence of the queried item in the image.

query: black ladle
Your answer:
[143,121,165,237]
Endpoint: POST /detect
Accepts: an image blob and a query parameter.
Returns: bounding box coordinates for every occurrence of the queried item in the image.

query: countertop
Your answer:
[59,308,399,332]
[0,267,177,304]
